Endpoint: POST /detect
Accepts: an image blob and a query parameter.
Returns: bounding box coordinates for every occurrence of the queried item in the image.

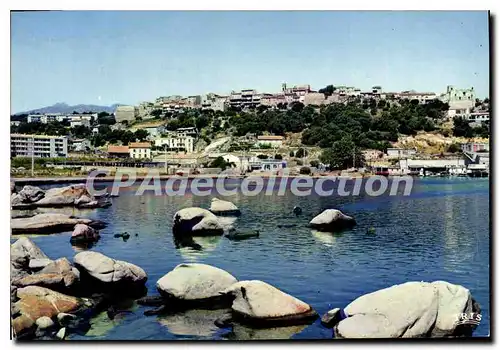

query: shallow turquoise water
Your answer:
[13,177,490,340]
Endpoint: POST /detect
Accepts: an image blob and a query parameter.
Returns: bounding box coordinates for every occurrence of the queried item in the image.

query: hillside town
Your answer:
[10,83,490,178]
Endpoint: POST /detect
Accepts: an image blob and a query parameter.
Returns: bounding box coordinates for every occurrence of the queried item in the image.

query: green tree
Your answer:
[296,148,308,158]
[134,129,149,141]
[453,117,473,138]
[320,136,364,169]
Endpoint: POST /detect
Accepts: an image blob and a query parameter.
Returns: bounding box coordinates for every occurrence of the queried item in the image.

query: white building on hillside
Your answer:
[155,136,195,153]
[256,135,285,148]
[129,142,151,159]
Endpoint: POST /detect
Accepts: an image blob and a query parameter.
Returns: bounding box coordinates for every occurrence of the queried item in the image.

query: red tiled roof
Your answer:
[107,145,129,153]
[129,142,151,148]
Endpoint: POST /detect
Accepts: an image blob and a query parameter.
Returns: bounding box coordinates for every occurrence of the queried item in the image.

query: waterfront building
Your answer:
[461,142,489,153]
[253,159,287,172]
[115,105,139,123]
[11,121,21,126]
[11,133,68,158]
[107,145,130,158]
[256,135,285,148]
[386,147,417,158]
[129,142,152,159]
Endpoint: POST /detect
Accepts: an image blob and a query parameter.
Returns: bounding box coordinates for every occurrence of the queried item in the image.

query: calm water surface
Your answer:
[13,177,490,340]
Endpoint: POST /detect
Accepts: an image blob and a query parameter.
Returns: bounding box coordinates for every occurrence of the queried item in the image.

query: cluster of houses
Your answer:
[114,84,489,126]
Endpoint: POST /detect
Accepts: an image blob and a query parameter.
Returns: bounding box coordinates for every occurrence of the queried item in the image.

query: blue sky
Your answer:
[11,11,490,113]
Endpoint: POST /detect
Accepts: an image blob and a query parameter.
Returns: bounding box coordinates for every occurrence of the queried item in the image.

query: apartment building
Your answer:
[26,113,95,124]
[11,134,68,158]
[129,142,152,159]
[27,113,61,124]
[201,93,228,111]
[229,89,262,109]
[155,136,195,153]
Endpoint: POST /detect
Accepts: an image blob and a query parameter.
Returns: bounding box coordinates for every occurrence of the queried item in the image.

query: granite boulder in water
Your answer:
[11,213,106,234]
[221,280,318,327]
[70,224,100,243]
[73,251,147,292]
[12,257,80,292]
[309,209,356,232]
[322,281,480,338]
[156,263,237,308]
[209,198,241,216]
[173,207,224,236]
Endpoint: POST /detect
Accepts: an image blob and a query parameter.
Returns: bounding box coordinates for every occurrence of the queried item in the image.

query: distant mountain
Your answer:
[14,102,124,116]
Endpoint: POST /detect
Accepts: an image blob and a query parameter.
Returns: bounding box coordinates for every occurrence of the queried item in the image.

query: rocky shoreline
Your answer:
[10,184,481,340]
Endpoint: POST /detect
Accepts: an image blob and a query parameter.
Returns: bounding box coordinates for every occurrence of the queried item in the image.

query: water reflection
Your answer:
[174,235,222,262]
[311,230,343,247]
[157,309,229,337]
[222,324,307,340]
[82,311,126,338]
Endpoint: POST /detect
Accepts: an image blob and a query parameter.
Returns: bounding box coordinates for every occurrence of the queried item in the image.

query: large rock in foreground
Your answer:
[209,198,241,216]
[222,280,318,327]
[12,286,82,338]
[173,208,224,236]
[323,281,480,338]
[11,213,106,234]
[156,263,237,309]
[73,251,147,294]
[309,209,356,232]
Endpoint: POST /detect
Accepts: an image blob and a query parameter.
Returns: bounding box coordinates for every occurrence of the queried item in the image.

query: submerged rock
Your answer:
[156,263,237,309]
[324,281,480,338]
[11,213,106,234]
[73,251,147,293]
[293,206,302,215]
[209,198,241,216]
[309,209,356,232]
[158,308,230,337]
[173,207,224,236]
[70,224,100,244]
[221,280,318,327]
[225,230,259,241]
